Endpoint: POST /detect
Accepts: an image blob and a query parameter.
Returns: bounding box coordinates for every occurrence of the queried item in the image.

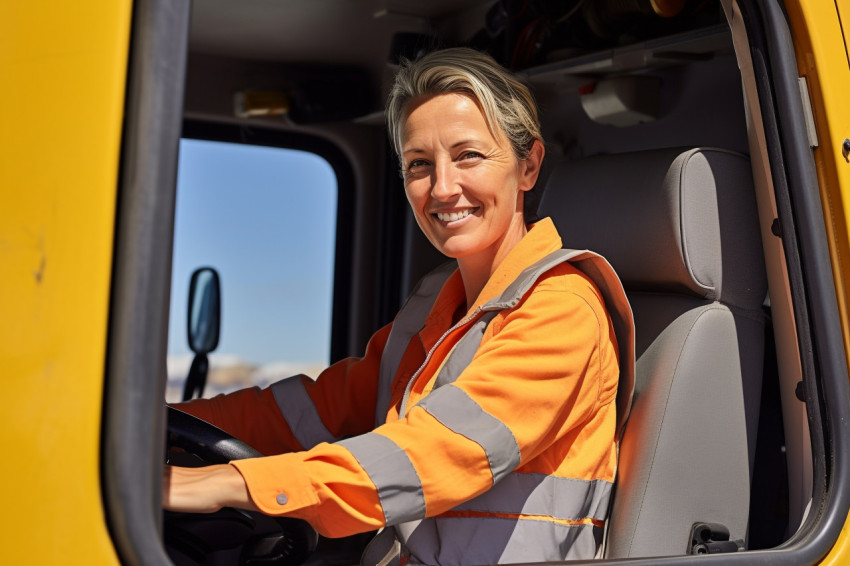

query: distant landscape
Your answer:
[165,353,326,403]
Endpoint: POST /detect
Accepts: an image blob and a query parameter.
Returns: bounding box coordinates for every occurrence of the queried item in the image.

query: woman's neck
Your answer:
[457,219,528,310]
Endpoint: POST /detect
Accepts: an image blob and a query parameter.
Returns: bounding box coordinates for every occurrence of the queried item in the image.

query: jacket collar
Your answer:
[424,217,563,330]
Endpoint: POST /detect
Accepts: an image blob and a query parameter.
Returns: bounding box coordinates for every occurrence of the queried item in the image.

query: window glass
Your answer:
[166,138,337,402]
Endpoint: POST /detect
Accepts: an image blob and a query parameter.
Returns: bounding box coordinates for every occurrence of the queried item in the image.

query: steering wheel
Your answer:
[165,406,319,566]
[167,406,264,462]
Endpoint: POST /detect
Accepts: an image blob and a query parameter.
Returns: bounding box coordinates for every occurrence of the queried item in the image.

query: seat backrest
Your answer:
[539,147,767,558]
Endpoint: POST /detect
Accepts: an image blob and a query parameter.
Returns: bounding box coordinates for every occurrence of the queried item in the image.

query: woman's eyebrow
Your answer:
[403,138,484,155]
[450,139,479,149]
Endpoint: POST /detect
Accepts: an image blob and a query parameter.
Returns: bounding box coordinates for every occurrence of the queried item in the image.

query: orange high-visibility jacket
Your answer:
[177,218,633,563]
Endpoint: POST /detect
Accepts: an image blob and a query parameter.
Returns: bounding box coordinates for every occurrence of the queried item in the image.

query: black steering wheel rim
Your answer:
[167,406,263,463]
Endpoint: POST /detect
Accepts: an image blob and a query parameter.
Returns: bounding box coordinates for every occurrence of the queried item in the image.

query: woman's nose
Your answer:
[431,161,461,200]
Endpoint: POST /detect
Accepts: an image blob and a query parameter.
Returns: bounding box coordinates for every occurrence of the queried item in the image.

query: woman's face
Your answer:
[401,93,542,271]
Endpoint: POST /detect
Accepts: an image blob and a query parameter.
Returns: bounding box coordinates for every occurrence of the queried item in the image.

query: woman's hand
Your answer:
[163,464,259,514]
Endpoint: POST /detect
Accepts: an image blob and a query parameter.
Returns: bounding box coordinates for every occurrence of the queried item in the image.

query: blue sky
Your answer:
[167,138,337,368]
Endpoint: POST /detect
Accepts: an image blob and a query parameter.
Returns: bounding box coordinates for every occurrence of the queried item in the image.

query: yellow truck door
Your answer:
[0,1,131,563]
[0,0,190,563]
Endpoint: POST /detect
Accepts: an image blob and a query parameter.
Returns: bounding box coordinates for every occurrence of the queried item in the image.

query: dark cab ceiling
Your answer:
[184,0,730,124]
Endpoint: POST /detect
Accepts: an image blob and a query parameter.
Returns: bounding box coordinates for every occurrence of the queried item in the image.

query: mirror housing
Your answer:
[187,267,220,354]
[182,267,221,401]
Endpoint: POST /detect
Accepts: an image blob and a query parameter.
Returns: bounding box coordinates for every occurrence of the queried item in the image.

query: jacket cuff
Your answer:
[230,453,319,517]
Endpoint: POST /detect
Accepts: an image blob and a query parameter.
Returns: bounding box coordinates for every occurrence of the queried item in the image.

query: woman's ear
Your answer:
[518,140,545,192]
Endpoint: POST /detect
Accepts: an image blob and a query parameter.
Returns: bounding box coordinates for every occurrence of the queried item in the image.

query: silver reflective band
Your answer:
[484,249,588,310]
[375,261,457,427]
[453,472,613,521]
[568,252,636,439]
[270,376,336,449]
[432,312,497,390]
[339,433,426,525]
[403,515,602,564]
[417,384,520,484]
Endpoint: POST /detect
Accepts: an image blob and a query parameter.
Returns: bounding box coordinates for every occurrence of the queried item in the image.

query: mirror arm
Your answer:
[181,353,209,402]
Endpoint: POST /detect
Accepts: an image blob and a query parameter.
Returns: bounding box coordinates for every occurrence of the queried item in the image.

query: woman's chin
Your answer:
[433,239,485,261]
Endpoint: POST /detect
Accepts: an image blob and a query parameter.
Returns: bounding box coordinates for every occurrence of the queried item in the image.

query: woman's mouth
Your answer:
[434,208,477,222]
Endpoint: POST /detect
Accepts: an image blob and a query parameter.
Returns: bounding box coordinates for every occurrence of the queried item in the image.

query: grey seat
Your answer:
[539,147,767,558]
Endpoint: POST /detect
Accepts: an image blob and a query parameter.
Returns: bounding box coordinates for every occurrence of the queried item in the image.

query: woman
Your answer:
[166,47,629,564]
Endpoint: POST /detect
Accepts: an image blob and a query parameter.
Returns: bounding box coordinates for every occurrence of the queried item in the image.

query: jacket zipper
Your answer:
[397,307,485,419]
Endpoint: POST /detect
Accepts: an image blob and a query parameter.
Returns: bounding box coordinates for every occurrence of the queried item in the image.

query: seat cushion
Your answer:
[605,296,761,558]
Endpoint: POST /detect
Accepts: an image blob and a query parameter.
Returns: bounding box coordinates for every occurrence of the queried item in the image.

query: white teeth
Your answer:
[436,209,473,222]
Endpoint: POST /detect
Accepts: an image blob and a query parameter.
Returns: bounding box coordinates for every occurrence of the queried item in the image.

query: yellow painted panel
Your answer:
[0,1,131,563]
[786,2,850,362]
[785,0,850,562]
[836,0,850,68]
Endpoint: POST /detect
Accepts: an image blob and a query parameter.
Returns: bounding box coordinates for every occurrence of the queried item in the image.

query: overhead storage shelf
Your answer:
[518,24,733,89]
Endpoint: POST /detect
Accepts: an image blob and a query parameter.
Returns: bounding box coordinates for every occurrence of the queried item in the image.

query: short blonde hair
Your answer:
[386,48,542,162]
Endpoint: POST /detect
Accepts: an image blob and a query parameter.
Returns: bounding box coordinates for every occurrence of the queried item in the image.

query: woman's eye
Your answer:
[403,159,430,179]
[460,151,484,161]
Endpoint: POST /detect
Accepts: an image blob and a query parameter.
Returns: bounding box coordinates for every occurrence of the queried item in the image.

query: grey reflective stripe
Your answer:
[339,433,426,525]
[402,516,602,564]
[452,472,612,521]
[270,376,336,449]
[483,249,590,309]
[374,261,457,427]
[417,384,520,484]
[569,252,636,439]
[394,473,611,556]
[432,311,498,390]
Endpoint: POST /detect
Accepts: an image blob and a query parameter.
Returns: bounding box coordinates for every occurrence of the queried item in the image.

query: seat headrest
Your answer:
[540,147,766,310]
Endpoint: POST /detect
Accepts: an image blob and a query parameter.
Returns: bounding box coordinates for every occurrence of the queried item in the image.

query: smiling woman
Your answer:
[167,47,634,565]
[400,92,544,308]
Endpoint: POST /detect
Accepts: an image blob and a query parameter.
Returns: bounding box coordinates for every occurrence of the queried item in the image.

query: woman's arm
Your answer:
[163,464,258,514]
[172,323,393,455]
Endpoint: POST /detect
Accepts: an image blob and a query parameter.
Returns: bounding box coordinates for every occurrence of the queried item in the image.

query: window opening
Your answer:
[166,138,337,402]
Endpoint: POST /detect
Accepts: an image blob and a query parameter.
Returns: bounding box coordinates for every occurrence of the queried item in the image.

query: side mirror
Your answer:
[188,267,221,354]
[182,267,221,401]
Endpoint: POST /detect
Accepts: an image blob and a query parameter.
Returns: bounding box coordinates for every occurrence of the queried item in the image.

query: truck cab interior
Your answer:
[101,1,850,565]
